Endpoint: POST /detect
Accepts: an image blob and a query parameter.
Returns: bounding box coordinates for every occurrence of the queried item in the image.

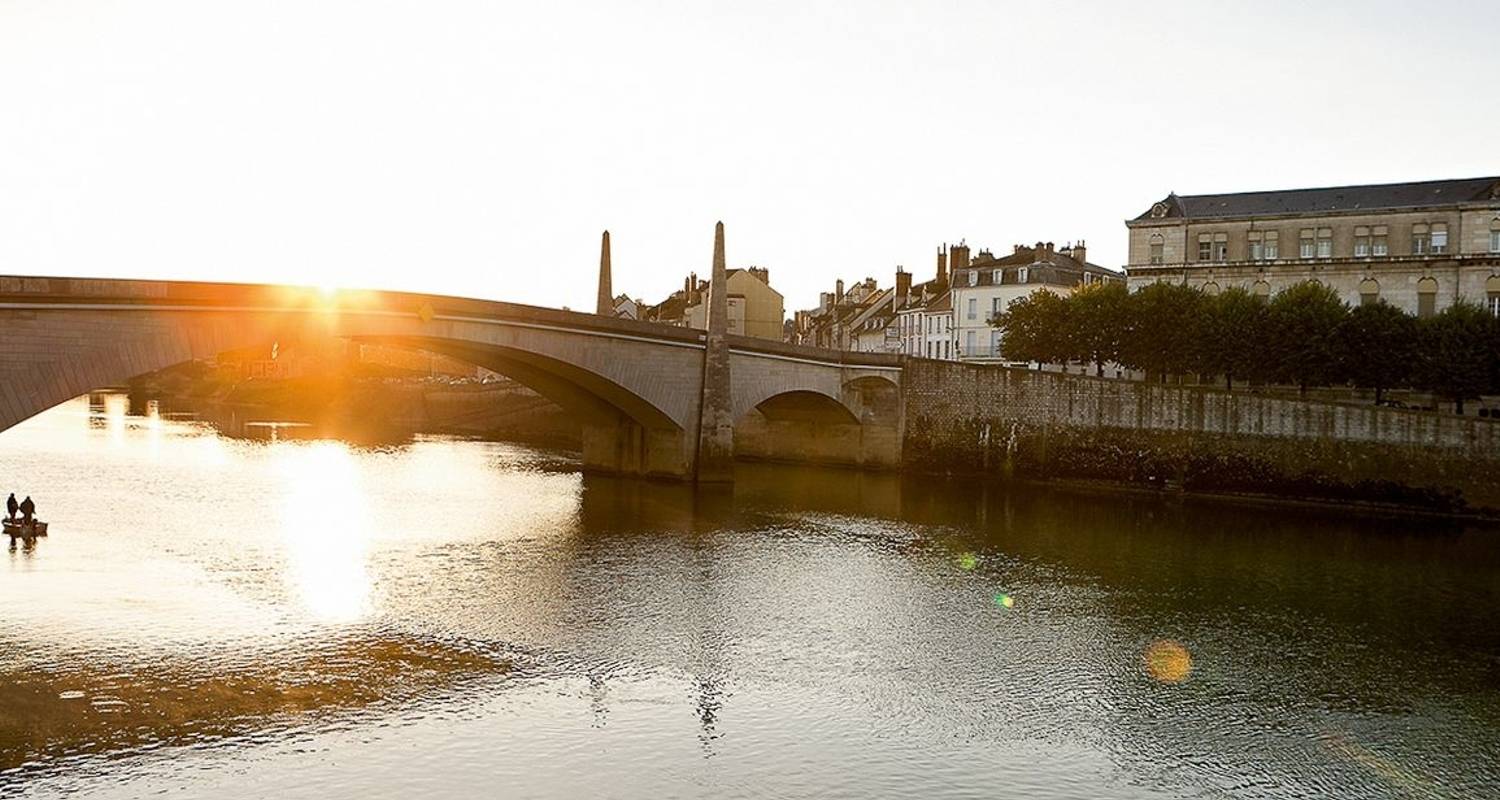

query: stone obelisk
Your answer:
[595,230,613,316]
[695,221,735,482]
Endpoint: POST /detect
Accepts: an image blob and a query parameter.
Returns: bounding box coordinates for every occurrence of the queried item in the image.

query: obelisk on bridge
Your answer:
[695,221,735,482]
[595,230,613,317]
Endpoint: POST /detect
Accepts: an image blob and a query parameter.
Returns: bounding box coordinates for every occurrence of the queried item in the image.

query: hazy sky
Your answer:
[3,0,1498,312]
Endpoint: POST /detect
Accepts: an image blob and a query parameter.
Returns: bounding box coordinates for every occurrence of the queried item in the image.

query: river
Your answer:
[1,395,1497,799]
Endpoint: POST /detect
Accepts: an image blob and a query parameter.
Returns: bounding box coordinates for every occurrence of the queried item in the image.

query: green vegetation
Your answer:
[993,280,1500,409]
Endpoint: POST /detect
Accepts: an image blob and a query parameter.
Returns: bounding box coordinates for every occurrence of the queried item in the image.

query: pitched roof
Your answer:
[1137,176,1500,221]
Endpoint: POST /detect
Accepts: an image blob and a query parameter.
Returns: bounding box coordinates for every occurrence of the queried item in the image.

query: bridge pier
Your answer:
[580,420,693,479]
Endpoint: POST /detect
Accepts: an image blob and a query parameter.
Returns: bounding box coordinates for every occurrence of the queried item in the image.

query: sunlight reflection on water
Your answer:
[1,396,1497,800]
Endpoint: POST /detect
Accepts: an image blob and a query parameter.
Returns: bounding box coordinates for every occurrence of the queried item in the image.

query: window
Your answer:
[1149,233,1164,265]
[965,330,975,355]
[1372,225,1389,256]
[1359,277,1379,307]
[1412,223,1429,255]
[991,297,1002,316]
[1197,232,1227,261]
[967,298,977,320]
[1430,223,1448,254]
[1488,276,1500,317]
[1299,229,1316,259]
[990,330,1001,356]
[1354,226,1371,257]
[1491,219,1500,253]
[1316,228,1333,258]
[1248,231,1265,260]
[1417,276,1438,318]
[1018,267,1029,283]
[1264,230,1279,259]
[967,270,978,287]
[992,269,1002,284]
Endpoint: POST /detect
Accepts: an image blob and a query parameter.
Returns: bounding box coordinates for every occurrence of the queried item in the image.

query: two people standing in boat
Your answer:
[6,493,35,524]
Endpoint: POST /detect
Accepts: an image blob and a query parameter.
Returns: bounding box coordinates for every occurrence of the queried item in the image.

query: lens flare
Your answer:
[993,592,1014,609]
[1143,639,1192,683]
[957,552,978,570]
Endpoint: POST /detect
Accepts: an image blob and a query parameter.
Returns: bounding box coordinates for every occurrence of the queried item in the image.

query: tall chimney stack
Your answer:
[595,230,613,316]
[937,245,948,285]
[895,267,912,310]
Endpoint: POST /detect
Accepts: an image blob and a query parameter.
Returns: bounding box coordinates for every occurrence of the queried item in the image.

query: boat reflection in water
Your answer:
[0,394,1497,800]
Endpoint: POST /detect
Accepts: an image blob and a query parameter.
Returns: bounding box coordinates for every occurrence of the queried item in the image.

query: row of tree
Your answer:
[993,281,1500,411]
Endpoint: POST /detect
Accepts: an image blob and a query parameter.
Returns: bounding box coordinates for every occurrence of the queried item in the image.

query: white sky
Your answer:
[3,0,1497,312]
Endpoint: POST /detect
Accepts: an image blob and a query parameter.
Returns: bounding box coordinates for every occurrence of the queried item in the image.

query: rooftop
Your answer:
[1136,176,1500,221]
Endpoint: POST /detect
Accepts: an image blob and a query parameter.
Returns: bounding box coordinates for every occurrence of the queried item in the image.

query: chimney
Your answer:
[950,243,971,272]
[895,267,912,310]
[1071,239,1087,265]
[1045,241,1055,253]
[936,245,948,285]
[835,279,844,304]
[748,266,770,284]
[683,274,692,297]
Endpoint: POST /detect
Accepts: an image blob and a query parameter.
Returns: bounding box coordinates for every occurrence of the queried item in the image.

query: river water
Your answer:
[1,395,1497,799]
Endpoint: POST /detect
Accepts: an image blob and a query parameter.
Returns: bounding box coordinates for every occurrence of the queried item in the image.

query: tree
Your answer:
[1196,287,1268,391]
[1263,281,1348,394]
[1068,282,1129,376]
[994,289,1073,366]
[1118,282,1206,381]
[1336,301,1417,404]
[1415,300,1497,414]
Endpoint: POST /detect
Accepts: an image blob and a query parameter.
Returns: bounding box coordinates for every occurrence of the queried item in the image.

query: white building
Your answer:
[949,241,1123,363]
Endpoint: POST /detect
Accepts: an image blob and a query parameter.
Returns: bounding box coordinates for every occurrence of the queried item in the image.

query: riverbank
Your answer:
[902,359,1500,520]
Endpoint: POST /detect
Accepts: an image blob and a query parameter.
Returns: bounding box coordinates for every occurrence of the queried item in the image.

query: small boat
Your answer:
[3,518,47,539]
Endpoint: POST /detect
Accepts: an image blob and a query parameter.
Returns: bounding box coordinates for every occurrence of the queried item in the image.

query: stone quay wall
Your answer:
[901,359,1500,516]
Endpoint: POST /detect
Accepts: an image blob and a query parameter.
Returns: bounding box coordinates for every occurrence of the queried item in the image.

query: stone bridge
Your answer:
[0,273,902,481]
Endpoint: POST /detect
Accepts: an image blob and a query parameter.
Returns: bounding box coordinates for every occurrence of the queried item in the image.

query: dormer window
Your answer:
[967,271,978,287]
[992,269,1002,284]
[1018,267,1029,283]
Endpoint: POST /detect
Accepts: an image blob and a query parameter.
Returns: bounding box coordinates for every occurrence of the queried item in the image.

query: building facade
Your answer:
[892,249,955,360]
[1125,177,1500,317]
[949,241,1123,362]
[647,267,785,340]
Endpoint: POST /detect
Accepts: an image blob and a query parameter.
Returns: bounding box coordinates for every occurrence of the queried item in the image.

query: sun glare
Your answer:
[275,442,374,623]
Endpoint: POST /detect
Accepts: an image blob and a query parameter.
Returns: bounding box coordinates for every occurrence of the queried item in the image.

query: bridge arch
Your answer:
[0,303,704,477]
[731,373,901,469]
[0,277,907,479]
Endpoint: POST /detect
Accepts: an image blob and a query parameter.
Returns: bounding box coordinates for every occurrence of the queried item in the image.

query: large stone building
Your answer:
[1126,176,1500,317]
[949,241,1123,362]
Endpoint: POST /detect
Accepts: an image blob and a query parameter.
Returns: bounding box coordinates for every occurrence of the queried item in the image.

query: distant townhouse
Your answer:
[789,277,885,350]
[1125,176,1500,317]
[949,241,1123,362]
[892,249,955,360]
[646,267,785,340]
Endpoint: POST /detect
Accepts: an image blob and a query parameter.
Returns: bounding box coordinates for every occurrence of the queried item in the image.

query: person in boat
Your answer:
[18,496,35,525]
[5,493,15,521]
